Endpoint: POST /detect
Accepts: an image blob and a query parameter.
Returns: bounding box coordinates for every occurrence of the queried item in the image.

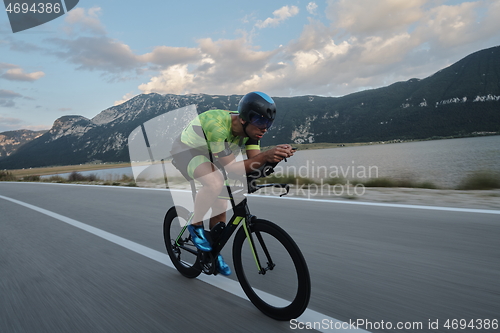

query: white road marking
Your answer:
[272,196,500,215]
[0,193,370,332]
[4,182,500,215]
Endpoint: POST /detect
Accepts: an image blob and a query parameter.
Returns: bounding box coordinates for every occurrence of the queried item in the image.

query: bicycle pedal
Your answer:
[199,252,216,275]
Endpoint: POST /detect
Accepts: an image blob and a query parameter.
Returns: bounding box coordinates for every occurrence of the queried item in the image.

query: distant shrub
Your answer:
[457,171,500,190]
[363,178,396,187]
[0,171,17,181]
[362,177,438,189]
[68,171,86,182]
[67,171,100,182]
[394,178,416,188]
[45,175,66,183]
[324,177,347,185]
[295,177,316,186]
[87,173,98,182]
[257,174,438,189]
[416,181,438,189]
[22,175,40,182]
[119,174,134,182]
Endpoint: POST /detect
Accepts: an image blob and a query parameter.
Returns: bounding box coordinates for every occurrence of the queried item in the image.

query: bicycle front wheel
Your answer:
[232,219,311,320]
[163,206,201,278]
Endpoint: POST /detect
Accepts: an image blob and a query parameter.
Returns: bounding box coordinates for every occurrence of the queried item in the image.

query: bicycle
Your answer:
[163,160,311,321]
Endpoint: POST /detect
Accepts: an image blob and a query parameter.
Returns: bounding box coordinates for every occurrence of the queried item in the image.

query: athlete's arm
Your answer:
[246,149,261,159]
[218,145,293,176]
[245,145,293,171]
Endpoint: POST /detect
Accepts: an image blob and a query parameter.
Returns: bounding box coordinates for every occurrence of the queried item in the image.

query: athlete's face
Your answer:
[243,114,273,140]
[245,122,267,140]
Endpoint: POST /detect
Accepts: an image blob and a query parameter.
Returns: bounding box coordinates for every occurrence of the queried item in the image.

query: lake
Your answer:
[46,135,500,189]
[281,135,500,188]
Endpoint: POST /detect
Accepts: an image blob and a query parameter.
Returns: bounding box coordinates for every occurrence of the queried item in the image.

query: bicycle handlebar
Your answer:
[246,158,292,196]
[217,148,296,197]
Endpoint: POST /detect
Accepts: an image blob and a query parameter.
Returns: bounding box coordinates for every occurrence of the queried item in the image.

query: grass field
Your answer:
[8,162,132,177]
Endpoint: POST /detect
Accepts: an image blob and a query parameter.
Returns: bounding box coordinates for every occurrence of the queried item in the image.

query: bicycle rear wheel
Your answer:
[232,219,311,320]
[163,206,201,278]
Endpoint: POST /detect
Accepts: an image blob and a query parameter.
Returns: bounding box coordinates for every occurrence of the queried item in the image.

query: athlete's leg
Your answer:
[210,199,227,229]
[191,161,224,226]
[190,161,232,275]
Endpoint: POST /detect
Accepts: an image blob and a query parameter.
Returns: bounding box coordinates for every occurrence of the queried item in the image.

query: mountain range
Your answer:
[0,129,46,159]
[1,45,499,169]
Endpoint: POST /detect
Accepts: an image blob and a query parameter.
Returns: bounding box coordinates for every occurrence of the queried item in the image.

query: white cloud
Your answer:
[48,36,140,73]
[327,0,427,36]
[307,2,318,15]
[0,64,45,82]
[287,18,335,52]
[46,7,141,75]
[114,92,137,106]
[139,65,195,95]
[256,5,299,29]
[138,46,202,67]
[414,2,483,48]
[64,7,106,35]
[358,33,414,64]
[197,37,276,78]
[482,0,500,38]
[138,36,278,95]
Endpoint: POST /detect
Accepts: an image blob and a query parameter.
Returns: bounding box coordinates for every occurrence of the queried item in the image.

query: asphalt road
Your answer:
[1,182,499,333]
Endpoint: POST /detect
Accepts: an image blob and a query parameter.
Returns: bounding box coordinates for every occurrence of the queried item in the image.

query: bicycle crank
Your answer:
[199,251,216,275]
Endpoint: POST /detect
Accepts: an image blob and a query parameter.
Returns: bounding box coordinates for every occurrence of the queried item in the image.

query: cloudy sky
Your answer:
[1,0,500,132]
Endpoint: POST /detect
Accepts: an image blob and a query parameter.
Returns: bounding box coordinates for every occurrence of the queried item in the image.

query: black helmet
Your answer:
[238,92,276,129]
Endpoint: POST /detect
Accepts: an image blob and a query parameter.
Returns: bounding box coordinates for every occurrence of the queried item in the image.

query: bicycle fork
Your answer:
[242,217,275,275]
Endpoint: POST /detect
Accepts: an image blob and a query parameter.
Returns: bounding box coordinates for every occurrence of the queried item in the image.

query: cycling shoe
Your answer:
[187,224,212,252]
[216,254,231,276]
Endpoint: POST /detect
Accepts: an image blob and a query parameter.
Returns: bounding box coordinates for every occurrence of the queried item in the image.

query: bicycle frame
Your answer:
[172,161,288,275]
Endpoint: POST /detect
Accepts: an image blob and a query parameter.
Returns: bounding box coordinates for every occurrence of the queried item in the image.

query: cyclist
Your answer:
[170,91,294,276]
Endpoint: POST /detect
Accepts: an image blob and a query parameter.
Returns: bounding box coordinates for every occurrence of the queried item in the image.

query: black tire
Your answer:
[232,219,311,320]
[163,206,201,278]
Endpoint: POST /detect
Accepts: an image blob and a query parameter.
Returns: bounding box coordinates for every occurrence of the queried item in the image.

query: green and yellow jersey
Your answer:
[180,109,260,158]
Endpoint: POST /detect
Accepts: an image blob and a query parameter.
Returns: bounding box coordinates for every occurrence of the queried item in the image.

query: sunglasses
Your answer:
[249,115,274,130]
